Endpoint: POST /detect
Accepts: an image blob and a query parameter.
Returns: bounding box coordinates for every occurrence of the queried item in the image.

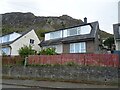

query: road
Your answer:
[1,79,119,89]
[2,84,28,88]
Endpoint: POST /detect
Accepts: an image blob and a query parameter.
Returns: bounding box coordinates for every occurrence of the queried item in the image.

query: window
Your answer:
[2,35,10,43]
[70,44,74,53]
[68,28,77,36]
[80,25,91,34]
[2,47,10,55]
[50,31,62,39]
[30,39,34,44]
[70,42,86,53]
[80,42,86,52]
[66,25,91,37]
[75,43,79,53]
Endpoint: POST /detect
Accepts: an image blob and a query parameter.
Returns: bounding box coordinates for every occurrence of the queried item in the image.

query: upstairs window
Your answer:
[2,35,10,43]
[66,25,91,37]
[80,25,91,35]
[30,39,34,44]
[50,31,62,39]
[68,28,78,36]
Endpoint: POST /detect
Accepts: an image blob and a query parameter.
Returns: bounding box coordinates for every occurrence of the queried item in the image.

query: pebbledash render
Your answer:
[39,18,102,54]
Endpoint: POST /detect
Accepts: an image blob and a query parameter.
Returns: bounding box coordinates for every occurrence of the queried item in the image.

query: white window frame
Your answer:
[70,42,86,53]
[66,25,91,37]
[45,33,50,41]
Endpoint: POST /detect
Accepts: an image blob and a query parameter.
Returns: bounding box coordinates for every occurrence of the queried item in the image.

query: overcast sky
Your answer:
[0,0,119,34]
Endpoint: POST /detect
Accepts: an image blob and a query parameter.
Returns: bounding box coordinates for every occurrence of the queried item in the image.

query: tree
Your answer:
[103,37,115,50]
[18,45,36,58]
[38,48,57,55]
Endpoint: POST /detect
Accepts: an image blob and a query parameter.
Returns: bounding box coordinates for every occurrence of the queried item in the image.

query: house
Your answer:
[118,1,120,23]
[113,23,120,50]
[0,29,40,56]
[39,18,101,54]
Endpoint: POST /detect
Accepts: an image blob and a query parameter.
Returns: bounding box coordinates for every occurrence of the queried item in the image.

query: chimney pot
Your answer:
[84,17,87,24]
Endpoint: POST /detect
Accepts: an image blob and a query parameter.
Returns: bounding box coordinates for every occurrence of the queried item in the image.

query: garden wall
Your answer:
[2,66,118,85]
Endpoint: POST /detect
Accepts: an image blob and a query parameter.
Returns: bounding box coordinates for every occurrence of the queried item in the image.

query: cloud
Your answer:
[0,0,119,34]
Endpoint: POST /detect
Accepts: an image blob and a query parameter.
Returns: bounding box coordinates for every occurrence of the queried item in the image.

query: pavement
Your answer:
[1,79,118,88]
[2,84,27,88]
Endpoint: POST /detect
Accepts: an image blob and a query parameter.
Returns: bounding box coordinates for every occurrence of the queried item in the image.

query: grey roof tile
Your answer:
[2,29,34,46]
[40,21,99,46]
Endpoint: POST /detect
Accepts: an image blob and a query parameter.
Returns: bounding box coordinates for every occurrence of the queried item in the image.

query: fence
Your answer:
[28,54,119,67]
[2,56,24,65]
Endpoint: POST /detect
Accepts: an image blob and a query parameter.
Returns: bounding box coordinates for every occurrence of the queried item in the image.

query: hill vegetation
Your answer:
[2,12,113,39]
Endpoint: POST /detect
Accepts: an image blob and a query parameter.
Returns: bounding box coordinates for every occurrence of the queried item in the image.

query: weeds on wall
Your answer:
[27,61,79,67]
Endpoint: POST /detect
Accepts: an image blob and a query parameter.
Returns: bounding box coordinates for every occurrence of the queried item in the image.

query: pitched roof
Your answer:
[1,29,34,46]
[1,41,13,46]
[113,23,120,39]
[40,21,99,46]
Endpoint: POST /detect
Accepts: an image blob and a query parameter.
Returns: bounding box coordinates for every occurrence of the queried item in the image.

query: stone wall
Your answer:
[2,66,118,85]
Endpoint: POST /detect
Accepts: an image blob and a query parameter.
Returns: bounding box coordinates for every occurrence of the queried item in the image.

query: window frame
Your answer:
[30,39,34,44]
[70,42,86,53]
[50,31,62,39]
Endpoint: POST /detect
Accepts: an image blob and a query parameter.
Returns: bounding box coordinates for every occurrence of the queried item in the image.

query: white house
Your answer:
[0,29,40,56]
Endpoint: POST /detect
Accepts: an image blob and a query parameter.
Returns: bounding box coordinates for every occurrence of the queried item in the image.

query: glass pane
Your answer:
[75,43,80,53]
[77,27,81,35]
[70,44,74,53]
[30,39,34,44]
[63,30,67,37]
[68,28,77,36]
[2,47,9,55]
[3,35,9,43]
[81,42,86,53]
[80,25,91,35]
[50,31,61,39]
[70,42,86,53]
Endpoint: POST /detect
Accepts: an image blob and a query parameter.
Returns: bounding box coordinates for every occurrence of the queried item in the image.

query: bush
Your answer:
[38,48,57,55]
[18,45,36,58]
[103,37,114,50]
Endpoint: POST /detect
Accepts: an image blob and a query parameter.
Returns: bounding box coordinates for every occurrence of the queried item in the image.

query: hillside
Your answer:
[100,30,113,40]
[2,12,113,39]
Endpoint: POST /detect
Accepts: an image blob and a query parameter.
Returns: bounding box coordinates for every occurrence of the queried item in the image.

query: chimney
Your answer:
[84,17,87,24]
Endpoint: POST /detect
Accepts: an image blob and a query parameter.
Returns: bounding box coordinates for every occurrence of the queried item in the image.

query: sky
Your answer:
[0,0,119,34]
